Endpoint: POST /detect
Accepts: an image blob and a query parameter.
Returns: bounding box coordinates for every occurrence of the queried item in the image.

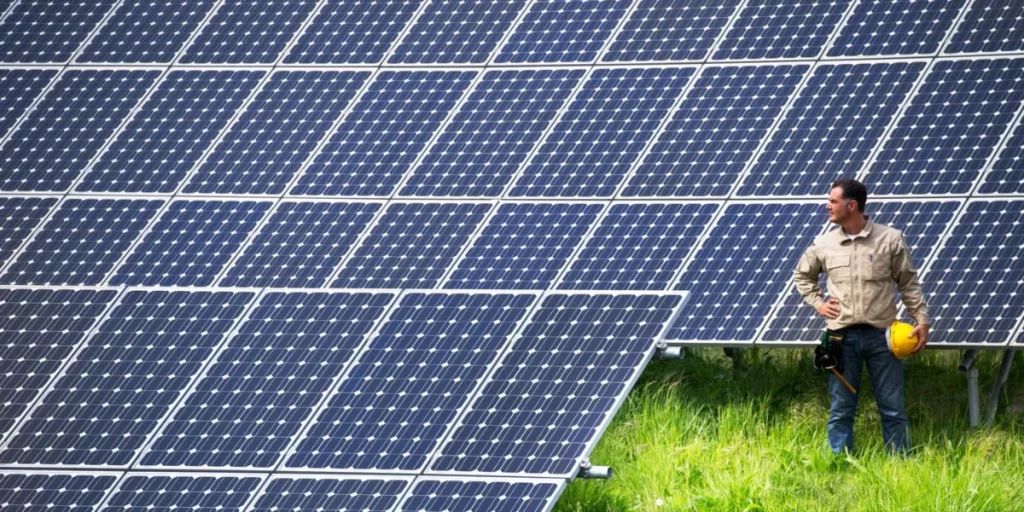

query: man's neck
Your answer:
[841,214,868,236]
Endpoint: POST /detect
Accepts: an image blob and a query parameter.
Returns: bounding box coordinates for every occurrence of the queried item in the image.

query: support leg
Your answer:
[985,350,1015,426]
[959,350,981,428]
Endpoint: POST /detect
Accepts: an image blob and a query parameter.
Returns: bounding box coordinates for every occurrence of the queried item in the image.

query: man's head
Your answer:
[827,179,867,224]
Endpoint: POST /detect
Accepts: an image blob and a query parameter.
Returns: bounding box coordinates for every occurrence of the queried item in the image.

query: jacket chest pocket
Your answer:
[865,252,891,282]
[826,255,851,283]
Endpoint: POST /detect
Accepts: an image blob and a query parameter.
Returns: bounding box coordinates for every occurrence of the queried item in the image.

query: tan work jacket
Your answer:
[794,219,930,331]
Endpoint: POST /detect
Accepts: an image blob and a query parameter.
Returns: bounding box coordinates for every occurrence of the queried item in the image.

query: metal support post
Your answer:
[959,350,981,428]
[985,350,1015,426]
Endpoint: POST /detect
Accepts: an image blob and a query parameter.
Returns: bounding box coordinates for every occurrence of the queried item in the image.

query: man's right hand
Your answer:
[817,297,840,320]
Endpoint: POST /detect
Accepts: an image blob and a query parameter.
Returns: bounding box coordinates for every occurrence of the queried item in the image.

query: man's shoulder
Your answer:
[870,221,903,240]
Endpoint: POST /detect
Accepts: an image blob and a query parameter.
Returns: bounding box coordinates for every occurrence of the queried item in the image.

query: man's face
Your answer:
[827,187,853,223]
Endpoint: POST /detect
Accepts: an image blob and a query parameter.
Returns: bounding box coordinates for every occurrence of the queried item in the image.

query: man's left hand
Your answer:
[911,324,930,354]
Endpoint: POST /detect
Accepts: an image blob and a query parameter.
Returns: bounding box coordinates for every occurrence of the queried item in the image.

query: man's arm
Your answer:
[891,233,930,351]
[795,242,838,319]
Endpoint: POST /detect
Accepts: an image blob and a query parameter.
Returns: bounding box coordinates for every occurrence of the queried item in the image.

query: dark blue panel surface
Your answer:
[400,69,585,197]
[184,70,369,195]
[252,478,409,512]
[0,199,162,285]
[398,479,560,512]
[509,66,694,197]
[978,121,1024,194]
[332,202,491,289]
[495,0,631,63]
[945,0,1024,54]
[109,200,271,287]
[388,0,525,64]
[444,202,603,289]
[828,0,966,56]
[603,0,741,62]
[292,70,476,197]
[141,291,394,469]
[220,201,379,288]
[0,70,159,192]
[713,0,852,60]
[0,0,117,62]
[287,292,536,471]
[180,0,318,63]
[0,290,253,466]
[623,64,808,197]
[558,202,719,290]
[284,0,421,64]
[0,473,117,511]
[103,475,261,512]
[77,0,217,63]
[0,68,58,139]
[740,61,927,197]
[79,70,264,193]
[0,196,57,266]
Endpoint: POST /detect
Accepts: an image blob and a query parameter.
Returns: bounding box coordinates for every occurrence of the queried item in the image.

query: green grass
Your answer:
[554,348,1024,511]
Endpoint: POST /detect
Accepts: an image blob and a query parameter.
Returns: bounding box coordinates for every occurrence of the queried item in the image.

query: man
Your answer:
[794,179,930,455]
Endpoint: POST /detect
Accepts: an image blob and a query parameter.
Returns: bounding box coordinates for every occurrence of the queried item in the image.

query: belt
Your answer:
[836,323,884,333]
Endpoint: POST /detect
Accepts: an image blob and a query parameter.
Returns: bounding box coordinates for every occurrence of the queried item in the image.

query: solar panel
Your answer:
[430,292,685,477]
[183,70,370,195]
[739,61,927,197]
[0,0,117,63]
[508,66,695,198]
[864,57,1024,196]
[140,291,396,469]
[0,472,118,511]
[602,0,742,62]
[286,291,537,471]
[400,69,585,197]
[494,0,632,63]
[0,68,59,139]
[76,0,218,63]
[331,202,492,289]
[102,475,262,512]
[283,0,422,64]
[712,0,853,60]
[944,0,1024,54]
[219,201,380,288]
[827,0,965,57]
[77,70,265,194]
[178,0,318,64]
[292,70,477,197]
[108,200,272,287]
[443,202,604,290]
[388,0,524,64]
[0,69,160,192]
[0,289,254,466]
[397,478,564,512]
[0,196,58,267]
[622,64,809,198]
[250,476,411,512]
[978,120,1024,194]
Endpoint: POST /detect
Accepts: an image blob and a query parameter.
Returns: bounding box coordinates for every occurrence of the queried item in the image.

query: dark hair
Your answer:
[831,179,867,213]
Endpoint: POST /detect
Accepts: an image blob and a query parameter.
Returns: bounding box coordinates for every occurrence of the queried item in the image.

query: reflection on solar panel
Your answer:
[713,0,852,60]
[283,0,421,64]
[827,0,965,57]
[0,196,57,266]
[103,475,262,511]
[495,0,631,63]
[251,477,411,512]
[179,0,318,64]
[76,0,217,63]
[603,0,742,62]
[0,473,117,510]
[944,0,1024,54]
[0,69,58,138]
[978,120,1024,194]
[0,290,253,466]
[389,0,522,64]
[740,61,927,197]
[398,478,564,512]
[509,66,694,197]
[0,0,117,62]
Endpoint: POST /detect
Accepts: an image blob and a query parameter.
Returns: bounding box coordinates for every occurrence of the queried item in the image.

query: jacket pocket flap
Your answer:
[826,255,850,269]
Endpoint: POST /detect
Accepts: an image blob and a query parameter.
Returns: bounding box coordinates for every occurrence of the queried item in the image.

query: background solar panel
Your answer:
[183,70,370,195]
[140,291,395,469]
[443,202,603,290]
[0,69,58,139]
[332,202,492,289]
[0,473,118,511]
[978,120,1024,194]
[400,69,585,197]
[431,292,684,476]
[508,66,694,198]
[77,70,264,194]
[864,58,1024,195]
[827,0,965,57]
[179,0,318,64]
[283,0,421,64]
[494,0,631,63]
[622,64,808,197]
[109,200,272,287]
[739,61,927,197]
[102,475,262,512]
[602,0,742,62]
[713,0,852,60]
[251,477,411,512]
[292,70,477,197]
[287,292,536,471]
[0,290,253,466]
[398,478,563,512]
[0,0,117,63]
[0,69,160,192]
[388,0,523,64]
[0,196,58,267]
[76,0,217,63]
[944,0,1024,54]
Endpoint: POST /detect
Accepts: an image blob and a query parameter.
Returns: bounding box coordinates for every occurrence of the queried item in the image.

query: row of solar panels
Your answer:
[0,0,1019,65]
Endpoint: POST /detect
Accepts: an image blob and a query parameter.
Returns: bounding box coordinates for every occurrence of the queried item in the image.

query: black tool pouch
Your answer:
[813,329,845,374]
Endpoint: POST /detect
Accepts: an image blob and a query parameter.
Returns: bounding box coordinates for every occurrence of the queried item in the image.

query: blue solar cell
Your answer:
[0,473,117,511]
[558,202,719,290]
[0,196,57,266]
[978,120,1024,194]
[603,0,742,62]
[432,292,684,476]
[76,0,218,63]
[494,0,632,63]
[0,288,118,435]
[0,199,162,285]
[252,477,410,512]
[713,0,852,60]
[184,71,370,195]
[288,292,536,471]
[219,201,380,288]
[739,61,927,197]
[109,200,272,287]
[622,64,808,197]
[332,202,492,289]
[827,0,966,57]
[141,291,395,469]
[292,70,477,197]
[945,0,1024,54]
[398,479,563,512]
[179,0,318,63]
[78,70,265,193]
[284,0,421,64]
[400,69,585,197]
[0,69,58,139]
[0,0,117,63]
[864,58,1024,195]
[668,202,823,342]
[388,0,524,64]
[508,67,694,198]
[443,202,603,289]
[103,475,262,512]
[0,70,160,192]
[0,290,254,466]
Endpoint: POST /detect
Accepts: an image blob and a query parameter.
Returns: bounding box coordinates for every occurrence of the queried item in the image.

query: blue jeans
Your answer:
[828,324,910,454]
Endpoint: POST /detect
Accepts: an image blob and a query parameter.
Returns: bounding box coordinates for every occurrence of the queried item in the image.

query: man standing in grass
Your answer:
[794,179,930,455]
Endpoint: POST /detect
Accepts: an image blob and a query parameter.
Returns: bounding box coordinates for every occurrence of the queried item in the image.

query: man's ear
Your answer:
[848,200,859,214]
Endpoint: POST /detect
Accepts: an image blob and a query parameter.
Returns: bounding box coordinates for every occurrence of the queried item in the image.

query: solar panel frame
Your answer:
[251,474,414,512]
[0,470,122,512]
[176,0,321,64]
[940,0,1024,55]
[0,0,121,64]
[492,0,635,64]
[709,0,858,62]
[73,0,220,64]
[823,0,969,58]
[970,99,1024,196]
[0,68,61,146]
[98,472,267,512]
[281,0,429,65]
[396,476,566,512]
[0,195,62,276]
[600,0,744,64]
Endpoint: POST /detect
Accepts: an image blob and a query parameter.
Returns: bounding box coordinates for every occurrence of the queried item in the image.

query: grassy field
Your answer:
[554,348,1024,511]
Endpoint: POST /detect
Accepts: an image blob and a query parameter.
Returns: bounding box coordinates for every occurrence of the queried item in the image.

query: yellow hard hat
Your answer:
[887,321,918,360]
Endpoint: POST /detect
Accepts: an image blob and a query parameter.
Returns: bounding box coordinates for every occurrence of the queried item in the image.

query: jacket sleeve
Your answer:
[891,233,930,326]
[794,241,825,311]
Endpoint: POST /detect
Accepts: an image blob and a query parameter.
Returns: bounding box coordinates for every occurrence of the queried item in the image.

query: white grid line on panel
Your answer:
[703,0,750,60]
[483,0,542,67]
[664,201,729,290]
[590,0,643,63]
[813,0,864,60]
[63,0,126,65]
[171,0,233,66]
[271,0,332,66]
[0,195,65,278]
[1006,302,1024,347]
[95,471,268,512]
[79,470,130,512]
[0,67,65,149]
[363,0,445,68]
[98,198,181,286]
[968,98,1024,196]
[396,476,567,512]
[241,475,416,512]
[434,201,520,288]
[546,202,614,288]
[0,0,21,26]
[939,0,980,56]
[822,0,974,60]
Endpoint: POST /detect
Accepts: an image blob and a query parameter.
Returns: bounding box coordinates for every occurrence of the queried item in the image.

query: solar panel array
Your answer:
[2,1,1024,510]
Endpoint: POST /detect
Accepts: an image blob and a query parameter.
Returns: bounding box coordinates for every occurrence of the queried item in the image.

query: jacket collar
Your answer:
[836,216,872,243]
